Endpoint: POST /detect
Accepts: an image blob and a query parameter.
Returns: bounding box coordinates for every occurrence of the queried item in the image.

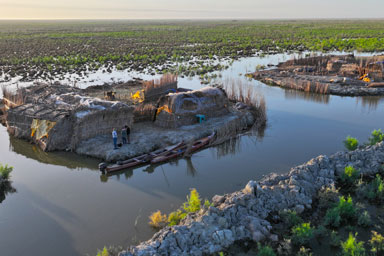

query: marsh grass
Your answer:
[0,164,13,180]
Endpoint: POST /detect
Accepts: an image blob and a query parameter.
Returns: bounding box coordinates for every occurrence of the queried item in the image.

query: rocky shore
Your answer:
[118,141,384,256]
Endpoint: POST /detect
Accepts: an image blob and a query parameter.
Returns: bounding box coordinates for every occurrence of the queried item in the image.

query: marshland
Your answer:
[0,19,384,256]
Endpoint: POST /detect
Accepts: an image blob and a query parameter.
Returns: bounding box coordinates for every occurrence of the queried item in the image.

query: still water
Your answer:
[1,53,384,256]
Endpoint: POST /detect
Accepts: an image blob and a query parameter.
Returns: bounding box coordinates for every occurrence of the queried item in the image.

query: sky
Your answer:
[1,0,384,20]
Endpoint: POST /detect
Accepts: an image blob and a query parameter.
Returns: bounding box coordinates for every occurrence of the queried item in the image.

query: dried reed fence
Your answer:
[133,103,157,122]
[1,86,26,108]
[143,74,178,93]
[221,78,267,124]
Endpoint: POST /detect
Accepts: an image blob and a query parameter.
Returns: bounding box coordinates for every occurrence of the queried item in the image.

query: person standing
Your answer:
[112,128,118,149]
[126,125,131,144]
[121,126,128,144]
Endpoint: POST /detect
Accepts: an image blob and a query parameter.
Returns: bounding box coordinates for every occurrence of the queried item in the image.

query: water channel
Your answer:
[1,52,383,256]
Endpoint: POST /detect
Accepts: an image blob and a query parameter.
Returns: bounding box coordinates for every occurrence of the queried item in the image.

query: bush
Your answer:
[362,174,384,203]
[256,244,276,256]
[148,210,167,229]
[167,210,187,226]
[280,209,303,228]
[318,185,340,209]
[0,164,13,180]
[324,196,356,228]
[368,129,384,146]
[96,247,109,256]
[183,188,202,213]
[344,136,359,151]
[297,246,313,256]
[330,231,341,247]
[314,225,327,239]
[341,233,365,256]
[370,231,384,254]
[357,211,372,228]
[291,223,314,246]
[340,166,360,187]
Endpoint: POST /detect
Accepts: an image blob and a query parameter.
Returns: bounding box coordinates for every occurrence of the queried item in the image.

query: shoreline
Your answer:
[118,141,384,255]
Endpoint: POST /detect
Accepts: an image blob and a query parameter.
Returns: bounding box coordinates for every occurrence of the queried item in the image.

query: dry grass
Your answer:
[148,210,167,229]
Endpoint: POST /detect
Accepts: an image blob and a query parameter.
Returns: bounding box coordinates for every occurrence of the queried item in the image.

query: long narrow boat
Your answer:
[102,141,184,173]
[151,132,215,164]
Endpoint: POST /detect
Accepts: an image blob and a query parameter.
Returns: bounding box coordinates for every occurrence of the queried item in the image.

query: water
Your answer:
[1,53,384,256]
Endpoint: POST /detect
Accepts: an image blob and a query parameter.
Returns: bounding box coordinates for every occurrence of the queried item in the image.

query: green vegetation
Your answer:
[357,211,372,228]
[279,209,303,228]
[344,136,359,151]
[324,196,356,228]
[1,20,384,80]
[340,166,360,188]
[341,233,365,256]
[370,231,384,254]
[96,247,109,256]
[0,164,13,180]
[297,246,313,256]
[148,188,211,227]
[359,174,384,203]
[256,243,276,256]
[368,129,384,146]
[291,223,314,246]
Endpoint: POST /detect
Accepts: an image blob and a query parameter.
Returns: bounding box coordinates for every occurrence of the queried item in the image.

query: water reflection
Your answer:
[9,134,98,170]
[356,96,384,112]
[0,180,16,203]
[284,89,330,104]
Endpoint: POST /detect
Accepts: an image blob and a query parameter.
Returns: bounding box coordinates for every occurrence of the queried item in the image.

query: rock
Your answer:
[294,204,305,214]
[121,142,384,256]
[243,180,259,196]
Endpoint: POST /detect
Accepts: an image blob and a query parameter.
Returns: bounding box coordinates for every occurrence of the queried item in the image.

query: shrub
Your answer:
[370,231,384,254]
[280,209,303,228]
[291,223,314,246]
[344,136,359,151]
[256,244,276,256]
[330,231,341,247]
[368,129,384,146]
[166,188,206,226]
[357,211,372,228]
[324,207,341,228]
[363,174,384,203]
[183,188,201,213]
[318,185,340,209]
[96,247,109,256]
[0,164,13,180]
[148,210,167,229]
[297,246,313,256]
[167,210,187,226]
[341,233,365,256]
[340,166,360,187]
[314,225,327,239]
[324,196,356,228]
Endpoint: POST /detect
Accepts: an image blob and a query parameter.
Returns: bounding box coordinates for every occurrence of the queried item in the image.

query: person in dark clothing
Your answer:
[121,126,128,144]
[126,125,131,144]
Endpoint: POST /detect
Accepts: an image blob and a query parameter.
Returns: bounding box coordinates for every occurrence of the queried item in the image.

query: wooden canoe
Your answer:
[150,132,215,164]
[368,82,384,88]
[150,144,187,164]
[103,141,185,173]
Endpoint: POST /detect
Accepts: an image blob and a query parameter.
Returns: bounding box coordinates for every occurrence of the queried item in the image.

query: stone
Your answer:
[294,204,305,214]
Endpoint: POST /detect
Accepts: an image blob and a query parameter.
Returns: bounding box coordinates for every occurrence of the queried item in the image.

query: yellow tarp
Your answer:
[156,105,172,116]
[31,119,57,140]
[130,90,145,104]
